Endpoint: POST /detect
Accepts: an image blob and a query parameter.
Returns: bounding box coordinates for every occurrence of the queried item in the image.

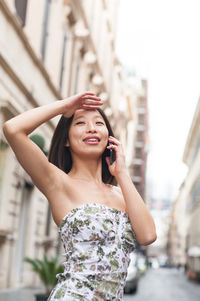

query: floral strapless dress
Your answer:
[47,202,136,301]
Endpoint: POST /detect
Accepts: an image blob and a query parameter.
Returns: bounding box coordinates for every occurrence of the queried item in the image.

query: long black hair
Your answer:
[48,108,116,184]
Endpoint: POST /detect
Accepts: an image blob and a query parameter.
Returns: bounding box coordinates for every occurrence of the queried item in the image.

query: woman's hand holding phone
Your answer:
[106,136,128,179]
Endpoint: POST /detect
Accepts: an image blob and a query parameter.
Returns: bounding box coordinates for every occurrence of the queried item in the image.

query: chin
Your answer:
[81,149,104,159]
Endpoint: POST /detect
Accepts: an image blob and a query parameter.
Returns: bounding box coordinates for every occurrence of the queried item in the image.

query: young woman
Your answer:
[3,92,157,300]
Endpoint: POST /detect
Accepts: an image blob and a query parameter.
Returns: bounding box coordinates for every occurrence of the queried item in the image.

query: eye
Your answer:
[96,121,104,125]
[76,121,85,125]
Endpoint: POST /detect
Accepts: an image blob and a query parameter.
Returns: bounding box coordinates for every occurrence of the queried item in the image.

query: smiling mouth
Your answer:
[83,138,100,145]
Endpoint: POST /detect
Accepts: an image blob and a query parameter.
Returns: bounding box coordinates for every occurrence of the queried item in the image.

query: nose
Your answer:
[86,121,97,133]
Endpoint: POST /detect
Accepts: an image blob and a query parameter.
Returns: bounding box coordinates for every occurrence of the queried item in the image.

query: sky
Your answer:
[116,0,200,201]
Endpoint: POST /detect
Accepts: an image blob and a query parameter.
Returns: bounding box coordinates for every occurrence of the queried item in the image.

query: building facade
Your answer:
[0,0,134,292]
[120,75,149,201]
[119,74,150,256]
[0,0,149,293]
[168,98,200,273]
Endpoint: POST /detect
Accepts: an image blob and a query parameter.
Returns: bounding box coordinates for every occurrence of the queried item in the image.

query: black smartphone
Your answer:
[105,140,116,165]
[105,138,116,165]
[108,141,114,165]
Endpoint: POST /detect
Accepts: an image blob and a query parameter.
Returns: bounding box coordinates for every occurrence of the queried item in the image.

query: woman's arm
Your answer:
[3,100,68,194]
[117,172,157,246]
[106,136,157,246]
[3,92,103,195]
[3,100,68,136]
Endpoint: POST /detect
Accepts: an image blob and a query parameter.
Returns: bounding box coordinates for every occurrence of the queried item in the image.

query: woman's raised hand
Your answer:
[62,92,103,118]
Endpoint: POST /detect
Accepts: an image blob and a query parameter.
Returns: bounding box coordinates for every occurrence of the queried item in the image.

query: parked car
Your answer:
[137,256,147,275]
[124,253,140,294]
[148,257,160,269]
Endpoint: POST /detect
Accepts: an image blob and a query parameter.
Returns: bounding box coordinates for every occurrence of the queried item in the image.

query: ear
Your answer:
[65,140,70,147]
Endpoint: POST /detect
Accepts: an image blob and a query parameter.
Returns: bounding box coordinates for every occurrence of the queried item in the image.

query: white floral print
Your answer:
[48,203,136,301]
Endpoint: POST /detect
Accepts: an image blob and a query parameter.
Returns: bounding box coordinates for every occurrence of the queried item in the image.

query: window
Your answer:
[138,114,145,125]
[59,31,68,91]
[45,204,51,236]
[15,181,33,283]
[134,166,141,176]
[138,96,145,108]
[137,132,143,142]
[41,0,51,61]
[15,0,28,27]
[73,61,80,94]
[135,148,142,158]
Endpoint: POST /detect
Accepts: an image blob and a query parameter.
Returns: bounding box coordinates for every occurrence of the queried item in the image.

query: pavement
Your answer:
[0,286,45,301]
[124,267,200,301]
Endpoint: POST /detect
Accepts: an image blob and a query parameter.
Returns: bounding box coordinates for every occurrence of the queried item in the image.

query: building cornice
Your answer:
[0,0,61,100]
[71,0,107,93]
[0,54,55,131]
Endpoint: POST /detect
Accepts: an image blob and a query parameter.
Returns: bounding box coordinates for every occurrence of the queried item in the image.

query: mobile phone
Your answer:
[108,141,114,165]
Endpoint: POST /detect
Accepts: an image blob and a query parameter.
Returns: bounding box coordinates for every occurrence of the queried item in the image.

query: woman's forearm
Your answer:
[3,100,67,135]
[117,171,157,246]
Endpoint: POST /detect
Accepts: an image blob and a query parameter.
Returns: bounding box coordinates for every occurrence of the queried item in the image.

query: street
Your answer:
[124,267,200,301]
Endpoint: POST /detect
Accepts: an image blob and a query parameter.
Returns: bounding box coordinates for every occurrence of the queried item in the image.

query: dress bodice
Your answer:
[48,202,136,301]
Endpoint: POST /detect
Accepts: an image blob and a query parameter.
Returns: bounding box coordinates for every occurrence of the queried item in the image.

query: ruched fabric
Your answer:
[48,203,136,301]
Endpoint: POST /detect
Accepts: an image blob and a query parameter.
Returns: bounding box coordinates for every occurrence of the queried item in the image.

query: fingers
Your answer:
[81,100,103,108]
[107,137,123,161]
[106,144,118,150]
[76,91,98,102]
[108,136,121,146]
[82,95,102,101]
[80,94,103,109]
[79,91,96,97]
[83,100,104,106]
[105,156,110,166]
[82,105,102,110]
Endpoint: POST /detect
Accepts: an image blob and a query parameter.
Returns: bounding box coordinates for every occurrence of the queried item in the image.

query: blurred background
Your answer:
[0,0,200,300]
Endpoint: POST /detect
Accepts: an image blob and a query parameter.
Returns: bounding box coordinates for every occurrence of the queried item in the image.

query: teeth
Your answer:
[85,138,98,142]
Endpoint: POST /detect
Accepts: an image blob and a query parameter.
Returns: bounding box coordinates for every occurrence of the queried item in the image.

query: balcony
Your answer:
[137,124,145,131]
[138,107,146,114]
[135,141,144,147]
[133,176,142,182]
[133,158,143,165]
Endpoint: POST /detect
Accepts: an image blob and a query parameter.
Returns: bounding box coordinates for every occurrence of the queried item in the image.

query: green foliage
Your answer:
[29,134,48,156]
[24,254,64,295]
[0,140,8,151]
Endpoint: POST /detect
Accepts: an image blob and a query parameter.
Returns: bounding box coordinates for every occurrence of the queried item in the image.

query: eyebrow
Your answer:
[74,115,104,121]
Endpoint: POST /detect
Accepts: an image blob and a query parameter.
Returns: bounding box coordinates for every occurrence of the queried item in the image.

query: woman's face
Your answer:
[67,109,109,159]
